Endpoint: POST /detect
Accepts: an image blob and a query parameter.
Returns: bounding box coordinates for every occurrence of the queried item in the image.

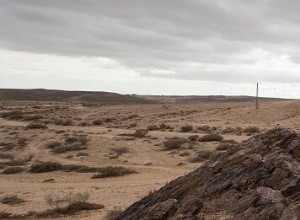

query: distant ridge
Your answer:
[0,89,154,104]
[139,95,289,103]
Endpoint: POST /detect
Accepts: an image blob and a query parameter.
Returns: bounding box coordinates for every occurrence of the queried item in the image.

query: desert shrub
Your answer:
[106,208,123,220]
[197,125,210,131]
[41,192,104,217]
[16,137,28,147]
[76,152,89,157]
[45,141,63,149]
[180,125,193,132]
[133,129,148,138]
[1,195,25,205]
[0,153,14,159]
[91,166,137,178]
[0,111,23,120]
[2,166,25,174]
[92,119,102,125]
[179,151,190,157]
[163,138,187,150]
[111,147,129,155]
[29,162,62,173]
[51,143,87,154]
[0,159,27,167]
[26,123,48,129]
[77,121,90,127]
[243,126,261,134]
[128,122,137,128]
[54,119,73,126]
[188,135,199,141]
[199,134,223,142]
[189,151,212,163]
[23,114,43,121]
[147,124,159,131]
[103,117,115,123]
[61,164,102,173]
[216,143,235,151]
[0,142,16,151]
[222,126,242,134]
[65,136,88,145]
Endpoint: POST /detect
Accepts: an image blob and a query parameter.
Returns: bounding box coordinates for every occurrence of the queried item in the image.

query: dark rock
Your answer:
[118,128,300,220]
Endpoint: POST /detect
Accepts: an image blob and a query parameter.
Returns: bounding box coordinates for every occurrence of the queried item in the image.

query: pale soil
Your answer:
[0,100,299,219]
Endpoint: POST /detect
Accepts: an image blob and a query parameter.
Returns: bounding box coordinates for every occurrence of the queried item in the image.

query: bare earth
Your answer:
[0,100,299,219]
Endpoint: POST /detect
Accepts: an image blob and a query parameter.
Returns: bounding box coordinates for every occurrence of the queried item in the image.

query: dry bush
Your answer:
[92,119,102,125]
[29,162,62,173]
[76,152,89,157]
[50,136,88,154]
[188,135,199,141]
[0,153,14,159]
[0,110,24,120]
[243,126,261,134]
[1,195,25,205]
[23,114,43,121]
[216,140,237,151]
[54,119,73,126]
[45,141,63,149]
[147,124,159,131]
[189,151,212,163]
[0,142,16,151]
[2,166,25,174]
[197,125,210,132]
[51,143,87,154]
[106,208,123,220]
[26,123,48,130]
[180,125,193,132]
[133,129,148,138]
[41,192,104,217]
[199,134,223,142]
[91,166,137,178]
[163,138,187,150]
[111,147,129,155]
[0,159,27,167]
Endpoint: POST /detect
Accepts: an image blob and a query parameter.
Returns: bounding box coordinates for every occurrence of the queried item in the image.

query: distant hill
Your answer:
[0,89,154,104]
[139,95,288,103]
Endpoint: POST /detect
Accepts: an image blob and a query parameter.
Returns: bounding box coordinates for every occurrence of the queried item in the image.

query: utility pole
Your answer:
[256,83,259,109]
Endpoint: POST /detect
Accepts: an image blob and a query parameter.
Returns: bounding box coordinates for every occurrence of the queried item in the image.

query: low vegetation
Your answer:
[189,151,212,163]
[2,166,25,174]
[91,166,137,178]
[163,138,187,150]
[1,195,25,205]
[180,125,193,132]
[199,134,223,142]
[26,123,48,130]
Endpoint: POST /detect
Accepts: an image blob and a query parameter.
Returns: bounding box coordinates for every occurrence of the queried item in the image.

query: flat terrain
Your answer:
[0,100,299,219]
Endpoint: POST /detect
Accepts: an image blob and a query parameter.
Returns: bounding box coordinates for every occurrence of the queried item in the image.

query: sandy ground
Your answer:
[0,100,299,219]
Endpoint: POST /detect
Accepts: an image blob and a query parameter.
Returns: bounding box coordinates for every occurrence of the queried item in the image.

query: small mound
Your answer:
[118,128,300,220]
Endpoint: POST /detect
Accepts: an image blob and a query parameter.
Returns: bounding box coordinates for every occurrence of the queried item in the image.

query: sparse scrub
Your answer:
[91,166,137,178]
[180,125,193,132]
[54,119,73,126]
[199,134,223,142]
[41,192,104,217]
[111,147,129,155]
[51,143,87,154]
[163,138,187,150]
[1,195,25,205]
[0,110,24,120]
[106,207,123,220]
[92,119,102,125]
[76,152,89,157]
[2,166,25,174]
[189,151,212,163]
[244,126,261,134]
[188,135,199,141]
[26,123,48,129]
[133,129,148,138]
[29,162,62,173]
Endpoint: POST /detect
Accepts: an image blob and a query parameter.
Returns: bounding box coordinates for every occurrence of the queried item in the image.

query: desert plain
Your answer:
[0,99,300,219]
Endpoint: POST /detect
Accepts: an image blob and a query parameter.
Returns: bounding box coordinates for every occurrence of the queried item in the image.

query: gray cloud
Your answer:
[1,0,300,83]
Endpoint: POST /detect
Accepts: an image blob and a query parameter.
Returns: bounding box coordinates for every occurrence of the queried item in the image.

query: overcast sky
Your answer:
[1,0,300,98]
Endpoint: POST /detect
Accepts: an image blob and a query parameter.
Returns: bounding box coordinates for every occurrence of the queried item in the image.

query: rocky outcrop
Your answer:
[118,128,300,220]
